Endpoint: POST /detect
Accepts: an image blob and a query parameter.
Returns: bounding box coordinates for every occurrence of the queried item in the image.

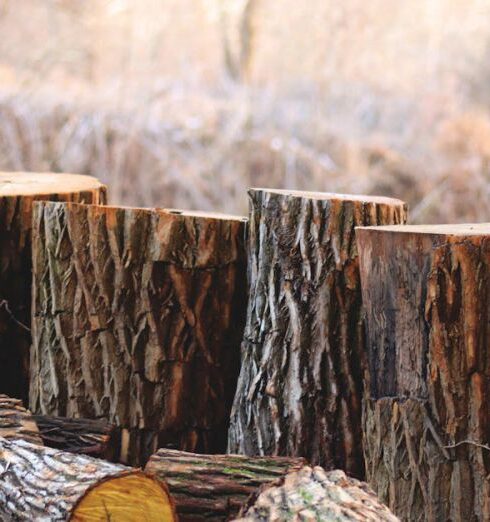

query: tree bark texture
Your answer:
[32,415,119,461]
[0,172,106,403]
[145,449,306,521]
[228,189,407,478]
[0,437,175,521]
[0,394,43,445]
[30,202,247,466]
[235,466,400,521]
[357,224,490,521]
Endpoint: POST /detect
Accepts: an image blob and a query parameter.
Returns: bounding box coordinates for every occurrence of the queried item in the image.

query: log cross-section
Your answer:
[30,202,247,465]
[357,223,490,521]
[228,189,407,478]
[0,172,106,402]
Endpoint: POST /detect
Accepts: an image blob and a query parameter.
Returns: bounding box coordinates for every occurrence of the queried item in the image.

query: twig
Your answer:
[443,440,490,452]
[0,300,30,332]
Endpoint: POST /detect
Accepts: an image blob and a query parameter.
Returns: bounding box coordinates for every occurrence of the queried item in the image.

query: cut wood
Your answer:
[234,465,399,521]
[357,223,490,521]
[0,437,175,521]
[0,172,106,402]
[228,188,407,478]
[145,449,306,521]
[32,415,118,460]
[0,394,43,445]
[30,202,247,465]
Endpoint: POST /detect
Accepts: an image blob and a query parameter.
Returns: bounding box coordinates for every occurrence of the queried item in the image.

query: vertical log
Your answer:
[357,223,490,521]
[30,202,247,465]
[0,172,106,402]
[228,189,407,478]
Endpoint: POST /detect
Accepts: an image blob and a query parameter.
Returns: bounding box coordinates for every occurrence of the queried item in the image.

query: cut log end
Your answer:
[71,472,175,522]
[357,222,490,235]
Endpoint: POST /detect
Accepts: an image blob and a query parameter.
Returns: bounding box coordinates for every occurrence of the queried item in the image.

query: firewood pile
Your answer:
[0,171,488,521]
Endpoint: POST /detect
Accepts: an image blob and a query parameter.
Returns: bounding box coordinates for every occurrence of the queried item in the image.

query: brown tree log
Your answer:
[0,437,175,521]
[357,223,490,521]
[145,449,306,521]
[32,415,119,460]
[235,465,400,521]
[30,202,247,465]
[0,394,43,445]
[0,172,106,403]
[228,189,407,478]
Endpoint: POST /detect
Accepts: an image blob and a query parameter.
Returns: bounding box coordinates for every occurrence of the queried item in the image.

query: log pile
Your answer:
[0,173,106,402]
[228,188,407,478]
[357,223,490,521]
[0,394,43,445]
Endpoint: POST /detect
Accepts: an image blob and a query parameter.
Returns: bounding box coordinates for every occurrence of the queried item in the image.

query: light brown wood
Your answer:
[30,201,247,465]
[0,394,43,445]
[0,172,106,403]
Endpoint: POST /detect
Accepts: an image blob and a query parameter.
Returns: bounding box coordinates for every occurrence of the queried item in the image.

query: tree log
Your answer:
[0,437,175,521]
[32,415,119,460]
[0,394,43,445]
[0,172,106,403]
[145,449,306,521]
[228,189,407,478]
[357,223,490,521]
[30,202,247,465]
[235,466,400,521]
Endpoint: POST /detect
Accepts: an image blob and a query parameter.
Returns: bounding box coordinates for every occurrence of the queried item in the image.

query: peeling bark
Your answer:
[357,224,490,521]
[0,172,106,403]
[145,449,305,521]
[228,189,407,478]
[30,202,247,465]
[235,466,399,521]
[0,394,43,445]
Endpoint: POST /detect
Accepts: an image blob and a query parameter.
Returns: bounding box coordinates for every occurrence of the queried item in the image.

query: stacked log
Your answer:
[0,172,106,402]
[228,188,407,478]
[357,223,490,521]
[145,449,305,521]
[0,437,175,520]
[30,202,247,465]
[0,394,43,445]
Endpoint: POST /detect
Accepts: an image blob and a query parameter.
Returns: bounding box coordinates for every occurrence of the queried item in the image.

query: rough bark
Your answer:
[357,223,490,521]
[228,188,407,478]
[32,415,118,460]
[0,172,106,403]
[0,394,43,445]
[30,202,247,466]
[0,437,175,521]
[234,466,400,521]
[145,449,305,521]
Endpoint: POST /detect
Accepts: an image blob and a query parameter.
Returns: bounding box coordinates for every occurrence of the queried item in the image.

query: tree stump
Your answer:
[145,449,305,521]
[0,394,43,445]
[228,189,407,478]
[0,172,106,402]
[30,202,247,465]
[0,437,175,520]
[235,466,400,521]
[32,415,119,460]
[357,223,490,521]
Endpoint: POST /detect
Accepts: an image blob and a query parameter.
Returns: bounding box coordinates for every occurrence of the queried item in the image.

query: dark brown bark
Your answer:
[0,394,43,445]
[32,414,119,460]
[0,172,106,403]
[357,224,490,521]
[235,465,399,521]
[0,437,175,521]
[145,449,305,521]
[30,202,247,466]
[228,189,407,478]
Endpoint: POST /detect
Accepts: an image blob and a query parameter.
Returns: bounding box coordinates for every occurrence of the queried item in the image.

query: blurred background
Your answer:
[0,0,489,222]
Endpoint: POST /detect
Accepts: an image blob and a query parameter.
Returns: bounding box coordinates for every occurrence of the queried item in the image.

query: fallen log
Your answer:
[0,172,106,402]
[32,415,118,460]
[0,394,43,445]
[145,449,305,521]
[357,223,490,521]
[228,188,407,478]
[0,437,175,521]
[30,202,247,465]
[235,466,399,521]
